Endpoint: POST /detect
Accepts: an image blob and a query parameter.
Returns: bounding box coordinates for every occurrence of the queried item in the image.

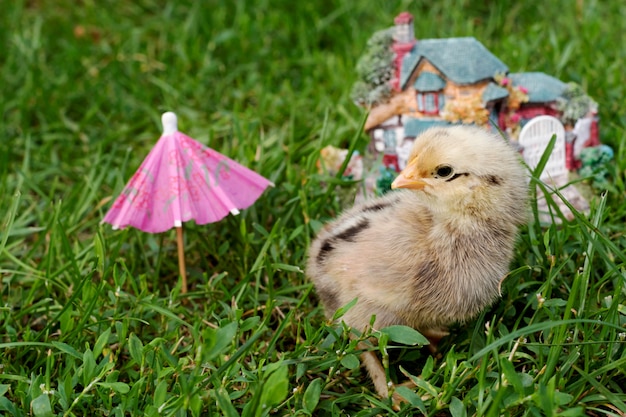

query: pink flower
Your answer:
[128,170,148,188]
[187,185,200,201]
[112,193,127,209]
[501,78,510,86]
[181,136,201,151]
[169,150,182,165]
[510,113,521,123]
[134,191,151,209]
[518,86,528,94]
[169,175,189,194]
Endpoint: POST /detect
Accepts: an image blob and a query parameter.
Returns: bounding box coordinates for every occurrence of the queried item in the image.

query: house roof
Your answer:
[414,72,446,92]
[509,72,566,103]
[482,82,509,103]
[401,37,508,89]
[403,118,451,137]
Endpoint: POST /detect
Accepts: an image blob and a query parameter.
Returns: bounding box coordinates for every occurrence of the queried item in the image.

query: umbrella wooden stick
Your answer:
[175,226,188,293]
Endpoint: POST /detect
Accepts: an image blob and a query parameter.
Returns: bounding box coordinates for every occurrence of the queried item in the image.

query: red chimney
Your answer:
[391,12,416,91]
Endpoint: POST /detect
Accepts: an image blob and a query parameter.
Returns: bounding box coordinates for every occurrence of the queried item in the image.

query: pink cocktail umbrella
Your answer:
[103,112,273,293]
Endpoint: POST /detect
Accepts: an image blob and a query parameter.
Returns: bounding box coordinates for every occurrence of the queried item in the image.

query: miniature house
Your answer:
[358,12,600,176]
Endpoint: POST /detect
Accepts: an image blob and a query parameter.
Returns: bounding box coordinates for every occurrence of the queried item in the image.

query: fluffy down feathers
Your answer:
[307,125,528,400]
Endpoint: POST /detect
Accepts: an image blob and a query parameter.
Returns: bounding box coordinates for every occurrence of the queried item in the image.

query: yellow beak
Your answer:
[391,158,427,190]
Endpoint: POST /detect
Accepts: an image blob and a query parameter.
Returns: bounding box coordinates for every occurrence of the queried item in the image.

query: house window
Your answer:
[383,129,397,151]
[417,92,440,115]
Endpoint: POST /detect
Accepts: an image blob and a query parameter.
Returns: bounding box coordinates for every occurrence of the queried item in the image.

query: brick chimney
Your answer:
[391,12,416,91]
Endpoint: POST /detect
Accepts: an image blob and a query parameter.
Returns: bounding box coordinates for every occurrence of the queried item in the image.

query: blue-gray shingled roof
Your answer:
[401,37,508,89]
[403,118,452,137]
[482,82,509,102]
[508,72,566,103]
[414,72,446,92]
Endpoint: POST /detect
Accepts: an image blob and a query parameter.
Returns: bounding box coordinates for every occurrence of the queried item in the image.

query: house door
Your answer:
[518,115,567,180]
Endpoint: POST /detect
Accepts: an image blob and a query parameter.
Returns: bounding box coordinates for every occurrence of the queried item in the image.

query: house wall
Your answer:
[364,88,418,131]
[406,60,443,87]
[443,80,490,102]
[516,104,560,120]
[369,116,416,171]
[400,59,492,121]
[409,60,490,101]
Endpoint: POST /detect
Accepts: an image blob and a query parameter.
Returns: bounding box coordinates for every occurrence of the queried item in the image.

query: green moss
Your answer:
[351,28,395,106]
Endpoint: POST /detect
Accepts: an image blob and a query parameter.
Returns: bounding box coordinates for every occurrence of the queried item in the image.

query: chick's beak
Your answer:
[391,158,427,190]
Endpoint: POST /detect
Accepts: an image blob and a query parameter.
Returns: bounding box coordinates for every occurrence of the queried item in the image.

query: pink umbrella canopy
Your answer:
[103,112,273,233]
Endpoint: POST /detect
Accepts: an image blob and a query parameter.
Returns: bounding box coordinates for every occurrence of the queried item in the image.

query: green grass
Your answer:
[1,0,625,415]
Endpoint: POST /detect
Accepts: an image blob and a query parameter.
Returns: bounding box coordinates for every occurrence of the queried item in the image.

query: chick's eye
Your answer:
[435,165,453,178]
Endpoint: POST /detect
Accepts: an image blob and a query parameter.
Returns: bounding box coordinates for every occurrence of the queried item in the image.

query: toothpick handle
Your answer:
[176,226,188,293]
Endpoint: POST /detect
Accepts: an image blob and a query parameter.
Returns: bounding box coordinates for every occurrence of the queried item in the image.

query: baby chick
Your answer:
[307,125,528,400]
